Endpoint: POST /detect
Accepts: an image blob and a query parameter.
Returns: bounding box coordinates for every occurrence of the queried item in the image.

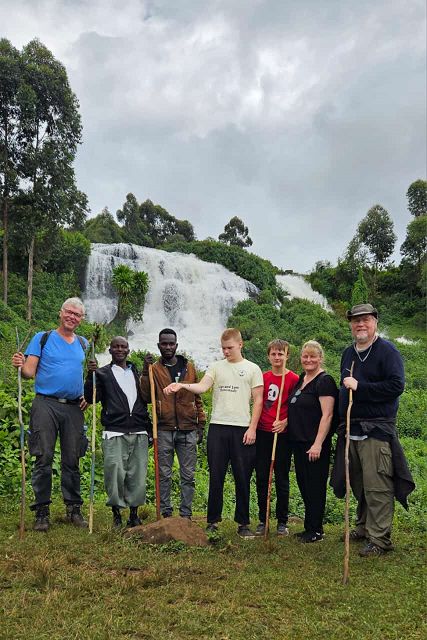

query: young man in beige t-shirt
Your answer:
[163,328,263,538]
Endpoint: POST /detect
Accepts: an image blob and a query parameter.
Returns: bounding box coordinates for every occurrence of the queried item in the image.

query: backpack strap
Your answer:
[39,330,87,356]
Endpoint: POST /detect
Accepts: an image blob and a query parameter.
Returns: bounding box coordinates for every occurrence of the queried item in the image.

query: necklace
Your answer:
[353,336,377,363]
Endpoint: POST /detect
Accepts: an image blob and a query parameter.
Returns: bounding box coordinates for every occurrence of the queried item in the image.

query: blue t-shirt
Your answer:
[25,331,88,399]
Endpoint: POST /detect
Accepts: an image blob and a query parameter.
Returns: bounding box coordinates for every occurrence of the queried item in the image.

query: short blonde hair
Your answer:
[301,340,324,361]
[221,328,242,342]
[267,339,289,355]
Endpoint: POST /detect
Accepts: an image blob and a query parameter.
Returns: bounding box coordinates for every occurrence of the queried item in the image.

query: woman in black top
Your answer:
[288,340,338,542]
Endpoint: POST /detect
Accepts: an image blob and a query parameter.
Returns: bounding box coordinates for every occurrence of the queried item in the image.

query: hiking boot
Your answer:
[127,507,142,528]
[237,525,256,539]
[111,506,122,529]
[299,531,324,543]
[66,504,88,528]
[206,522,218,534]
[359,542,387,557]
[341,529,366,542]
[33,505,50,532]
[277,522,289,536]
[255,522,266,536]
[161,512,172,519]
[180,515,192,520]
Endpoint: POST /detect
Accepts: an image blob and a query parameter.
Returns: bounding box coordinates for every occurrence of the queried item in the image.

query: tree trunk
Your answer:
[27,236,35,322]
[2,198,8,305]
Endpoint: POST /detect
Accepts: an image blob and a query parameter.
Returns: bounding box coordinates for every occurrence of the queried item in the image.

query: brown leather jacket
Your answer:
[140,355,206,431]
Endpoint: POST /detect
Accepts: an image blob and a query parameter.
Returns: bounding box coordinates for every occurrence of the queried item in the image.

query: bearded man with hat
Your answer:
[330,303,415,557]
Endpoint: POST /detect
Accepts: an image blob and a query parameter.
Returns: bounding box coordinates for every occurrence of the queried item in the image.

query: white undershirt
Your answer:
[102,364,146,439]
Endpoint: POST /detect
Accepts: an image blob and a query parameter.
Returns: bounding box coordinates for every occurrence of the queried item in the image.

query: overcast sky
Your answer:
[2,0,426,272]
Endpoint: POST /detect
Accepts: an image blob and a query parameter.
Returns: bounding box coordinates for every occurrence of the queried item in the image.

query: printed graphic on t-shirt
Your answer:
[218,384,239,393]
[265,382,279,410]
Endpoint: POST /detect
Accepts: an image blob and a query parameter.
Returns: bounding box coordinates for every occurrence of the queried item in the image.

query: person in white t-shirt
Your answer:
[163,328,263,538]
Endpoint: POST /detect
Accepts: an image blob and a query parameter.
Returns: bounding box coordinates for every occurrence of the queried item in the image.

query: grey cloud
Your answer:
[2,0,426,271]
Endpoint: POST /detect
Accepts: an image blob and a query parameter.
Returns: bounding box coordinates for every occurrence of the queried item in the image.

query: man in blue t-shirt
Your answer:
[12,297,89,531]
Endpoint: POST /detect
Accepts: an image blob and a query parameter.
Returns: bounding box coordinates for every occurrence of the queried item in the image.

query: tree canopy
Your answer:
[407,179,427,218]
[219,216,253,248]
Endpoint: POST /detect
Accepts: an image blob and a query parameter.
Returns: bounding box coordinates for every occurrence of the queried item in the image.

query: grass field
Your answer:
[0,500,425,640]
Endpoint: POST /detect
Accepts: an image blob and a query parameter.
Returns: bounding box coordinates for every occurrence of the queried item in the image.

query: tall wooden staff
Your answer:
[264,346,288,540]
[88,326,101,534]
[343,361,355,585]
[15,328,26,540]
[148,365,161,520]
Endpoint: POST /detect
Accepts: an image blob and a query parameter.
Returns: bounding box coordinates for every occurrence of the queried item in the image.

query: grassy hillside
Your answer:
[0,502,425,640]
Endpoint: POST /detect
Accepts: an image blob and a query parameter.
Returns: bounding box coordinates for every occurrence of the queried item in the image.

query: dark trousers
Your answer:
[292,439,331,534]
[255,430,292,524]
[207,423,256,526]
[28,396,85,509]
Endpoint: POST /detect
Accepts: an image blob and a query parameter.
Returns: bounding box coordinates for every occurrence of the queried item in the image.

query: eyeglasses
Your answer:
[290,390,302,404]
[62,308,84,319]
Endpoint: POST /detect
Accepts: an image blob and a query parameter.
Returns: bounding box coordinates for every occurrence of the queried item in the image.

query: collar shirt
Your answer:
[111,364,137,412]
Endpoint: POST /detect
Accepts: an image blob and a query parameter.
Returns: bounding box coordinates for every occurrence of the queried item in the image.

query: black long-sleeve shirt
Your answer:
[339,337,405,438]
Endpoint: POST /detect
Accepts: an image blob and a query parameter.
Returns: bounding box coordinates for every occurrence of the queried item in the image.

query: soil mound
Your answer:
[123,516,209,547]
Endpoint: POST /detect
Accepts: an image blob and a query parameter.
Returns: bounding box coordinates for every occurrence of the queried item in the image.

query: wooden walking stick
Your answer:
[148,364,161,520]
[343,361,355,585]
[89,327,101,534]
[15,328,26,540]
[264,346,288,540]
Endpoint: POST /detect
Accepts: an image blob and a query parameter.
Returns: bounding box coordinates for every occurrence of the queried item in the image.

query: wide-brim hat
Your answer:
[346,303,378,320]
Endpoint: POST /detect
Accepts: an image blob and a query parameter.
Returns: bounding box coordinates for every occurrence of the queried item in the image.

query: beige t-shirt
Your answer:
[206,358,263,427]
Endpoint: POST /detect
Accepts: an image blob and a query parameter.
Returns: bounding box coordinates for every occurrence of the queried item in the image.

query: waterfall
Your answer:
[276,274,331,310]
[83,243,258,369]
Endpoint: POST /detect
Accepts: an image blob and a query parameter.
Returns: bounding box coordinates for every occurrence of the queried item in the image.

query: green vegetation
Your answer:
[0,503,425,640]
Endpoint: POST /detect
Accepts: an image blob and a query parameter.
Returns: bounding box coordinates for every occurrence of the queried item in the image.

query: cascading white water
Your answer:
[83,243,258,369]
[276,274,331,310]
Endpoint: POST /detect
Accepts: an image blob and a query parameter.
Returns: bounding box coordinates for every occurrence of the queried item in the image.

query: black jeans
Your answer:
[207,423,256,526]
[292,439,331,533]
[28,396,85,509]
[255,430,292,524]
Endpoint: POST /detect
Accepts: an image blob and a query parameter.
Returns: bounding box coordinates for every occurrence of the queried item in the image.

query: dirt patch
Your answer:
[123,517,209,547]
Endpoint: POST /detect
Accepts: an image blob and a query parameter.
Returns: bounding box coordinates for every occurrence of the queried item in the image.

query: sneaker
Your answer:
[206,523,218,534]
[277,522,289,536]
[33,505,50,532]
[237,525,256,539]
[359,542,387,557]
[255,523,266,536]
[294,530,306,538]
[299,531,324,543]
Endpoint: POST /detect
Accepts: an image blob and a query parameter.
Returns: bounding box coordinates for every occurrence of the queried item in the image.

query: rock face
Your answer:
[124,516,209,547]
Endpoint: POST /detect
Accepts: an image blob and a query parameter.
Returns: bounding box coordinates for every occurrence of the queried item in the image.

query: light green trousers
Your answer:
[349,438,395,550]
[102,433,148,508]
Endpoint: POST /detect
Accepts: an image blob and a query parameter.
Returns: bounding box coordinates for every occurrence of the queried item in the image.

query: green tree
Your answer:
[17,39,88,320]
[351,267,369,305]
[406,179,427,218]
[111,264,149,322]
[219,216,253,248]
[357,204,396,271]
[84,207,123,243]
[117,194,195,247]
[0,39,22,304]
[400,215,427,269]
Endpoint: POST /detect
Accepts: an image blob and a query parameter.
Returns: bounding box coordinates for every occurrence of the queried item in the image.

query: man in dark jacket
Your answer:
[331,303,414,557]
[141,328,206,519]
[85,336,152,528]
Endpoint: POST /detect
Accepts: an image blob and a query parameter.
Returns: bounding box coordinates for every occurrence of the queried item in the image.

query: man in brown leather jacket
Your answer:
[141,328,206,519]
